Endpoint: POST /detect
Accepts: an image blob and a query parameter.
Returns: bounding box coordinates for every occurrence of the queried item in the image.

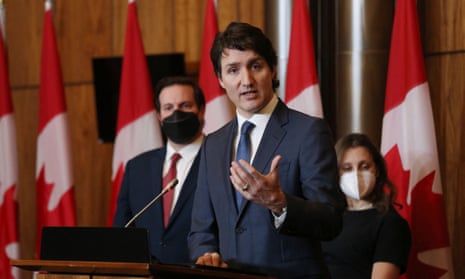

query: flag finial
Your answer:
[45,0,52,11]
[0,0,5,39]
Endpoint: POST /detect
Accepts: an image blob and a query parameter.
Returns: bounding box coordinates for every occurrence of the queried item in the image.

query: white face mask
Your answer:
[340,171,376,200]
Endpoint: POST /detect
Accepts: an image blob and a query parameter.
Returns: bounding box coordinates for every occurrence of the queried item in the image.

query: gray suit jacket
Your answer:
[188,100,345,278]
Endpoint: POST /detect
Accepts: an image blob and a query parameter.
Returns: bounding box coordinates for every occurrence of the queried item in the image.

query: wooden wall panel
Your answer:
[54,0,113,82]
[174,0,205,74]
[6,0,113,86]
[12,88,38,264]
[423,0,465,53]
[218,0,239,30]
[426,54,465,279]
[138,0,175,54]
[5,0,43,87]
[112,0,126,54]
[173,0,190,70]
[421,0,465,277]
[66,85,113,226]
[217,0,265,31]
[112,0,175,55]
[238,0,265,28]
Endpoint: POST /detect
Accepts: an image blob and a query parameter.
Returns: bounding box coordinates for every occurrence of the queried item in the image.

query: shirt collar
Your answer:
[236,94,279,129]
[166,135,204,161]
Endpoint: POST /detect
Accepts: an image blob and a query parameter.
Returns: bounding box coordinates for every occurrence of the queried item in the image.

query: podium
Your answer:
[12,259,277,279]
[14,226,276,278]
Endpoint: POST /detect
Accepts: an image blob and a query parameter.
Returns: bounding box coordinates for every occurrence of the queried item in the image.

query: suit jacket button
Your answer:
[235,227,245,234]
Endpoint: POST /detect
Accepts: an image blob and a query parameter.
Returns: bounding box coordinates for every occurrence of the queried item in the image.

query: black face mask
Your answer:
[161,110,201,144]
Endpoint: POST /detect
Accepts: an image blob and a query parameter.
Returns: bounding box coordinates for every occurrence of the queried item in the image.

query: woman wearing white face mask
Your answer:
[322,133,411,279]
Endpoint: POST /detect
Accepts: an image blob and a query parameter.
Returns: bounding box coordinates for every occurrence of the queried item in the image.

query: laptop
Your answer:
[40,226,151,263]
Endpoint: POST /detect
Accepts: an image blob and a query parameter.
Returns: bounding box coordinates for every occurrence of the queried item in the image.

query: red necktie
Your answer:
[162,153,181,227]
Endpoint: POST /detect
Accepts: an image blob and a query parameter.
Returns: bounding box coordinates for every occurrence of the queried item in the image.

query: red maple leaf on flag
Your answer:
[385,146,450,278]
[36,167,76,254]
[0,186,19,279]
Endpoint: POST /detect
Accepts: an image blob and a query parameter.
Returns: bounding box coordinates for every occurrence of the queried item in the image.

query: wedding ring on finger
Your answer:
[242,184,249,191]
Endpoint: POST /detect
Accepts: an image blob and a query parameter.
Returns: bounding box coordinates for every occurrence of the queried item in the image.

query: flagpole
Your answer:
[335,0,394,146]
[265,0,292,99]
[45,0,53,10]
[0,0,5,39]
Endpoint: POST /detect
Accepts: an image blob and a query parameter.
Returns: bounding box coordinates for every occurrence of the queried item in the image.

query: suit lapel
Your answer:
[150,148,165,194]
[252,101,288,174]
[148,148,166,228]
[220,121,241,216]
[169,152,201,222]
[214,120,246,217]
[237,101,289,216]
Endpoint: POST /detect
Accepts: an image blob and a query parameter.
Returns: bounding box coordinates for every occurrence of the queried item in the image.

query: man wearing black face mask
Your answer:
[113,76,206,264]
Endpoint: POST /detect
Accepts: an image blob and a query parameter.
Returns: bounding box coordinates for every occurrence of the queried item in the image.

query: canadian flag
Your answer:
[199,0,234,134]
[107,0,163,225]
[36,0,76,254]
[381,0,454,278]
[0,3,20,278]
[285,0,323,118]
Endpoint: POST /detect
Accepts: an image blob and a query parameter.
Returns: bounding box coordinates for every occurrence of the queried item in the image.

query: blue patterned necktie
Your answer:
[235,121,255,209]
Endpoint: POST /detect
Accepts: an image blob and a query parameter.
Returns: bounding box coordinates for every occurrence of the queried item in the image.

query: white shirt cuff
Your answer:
[272,207,287,228]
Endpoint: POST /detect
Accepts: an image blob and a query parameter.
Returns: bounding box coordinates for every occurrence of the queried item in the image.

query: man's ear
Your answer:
[218,76,225,89]
[199,105,206,120]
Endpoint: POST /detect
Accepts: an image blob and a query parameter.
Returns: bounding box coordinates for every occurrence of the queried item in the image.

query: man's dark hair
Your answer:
[154,76,206,111]
[210,22,279,90]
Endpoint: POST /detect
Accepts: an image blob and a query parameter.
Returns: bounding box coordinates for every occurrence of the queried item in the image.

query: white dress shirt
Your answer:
[163,135,203,214]
[234,95,287,228]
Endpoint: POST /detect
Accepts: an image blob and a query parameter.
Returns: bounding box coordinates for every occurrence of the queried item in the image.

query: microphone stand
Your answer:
[124,178,179,228]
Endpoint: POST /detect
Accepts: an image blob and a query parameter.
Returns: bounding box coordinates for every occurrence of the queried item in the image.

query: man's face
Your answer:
[218,48,276,118]
[157,84,204,123]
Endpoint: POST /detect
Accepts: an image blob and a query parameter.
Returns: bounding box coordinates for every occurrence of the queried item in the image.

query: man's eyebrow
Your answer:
[223,62,239,68]
[223,57,263,67]
[247,57,265,65]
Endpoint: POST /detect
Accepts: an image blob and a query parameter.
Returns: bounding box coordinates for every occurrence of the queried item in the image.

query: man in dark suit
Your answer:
[188,22,346,278]
[114,76,205,264]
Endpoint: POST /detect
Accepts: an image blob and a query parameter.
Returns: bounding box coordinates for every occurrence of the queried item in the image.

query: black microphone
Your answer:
[124,178,179,228]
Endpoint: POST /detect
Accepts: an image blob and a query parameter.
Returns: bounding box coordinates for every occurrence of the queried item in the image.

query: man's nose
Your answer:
[172,104,183,111]
[241,70,254,87]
